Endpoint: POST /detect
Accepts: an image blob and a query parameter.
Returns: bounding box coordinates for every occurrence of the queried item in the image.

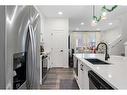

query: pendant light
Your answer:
[91,5,97,26]
[91,5,118,24]
[101,8,107,20]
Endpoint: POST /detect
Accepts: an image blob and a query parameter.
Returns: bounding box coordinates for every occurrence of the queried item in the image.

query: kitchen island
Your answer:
[73,53,127,89]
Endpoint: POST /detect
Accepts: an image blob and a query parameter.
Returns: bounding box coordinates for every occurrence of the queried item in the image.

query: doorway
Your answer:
[50,29,68,68]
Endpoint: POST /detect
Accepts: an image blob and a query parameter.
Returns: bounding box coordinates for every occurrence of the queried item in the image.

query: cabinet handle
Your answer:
[60,50,63,52]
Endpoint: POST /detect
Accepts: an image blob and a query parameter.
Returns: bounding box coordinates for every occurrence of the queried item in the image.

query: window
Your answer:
[71,31,101,52]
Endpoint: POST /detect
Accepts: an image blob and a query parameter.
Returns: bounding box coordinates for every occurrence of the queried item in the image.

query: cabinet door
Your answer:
[79,62,86,89]
[77,60,90,89]
[77,60,82,89]
[81,64,89,89]
[73,56,77,68]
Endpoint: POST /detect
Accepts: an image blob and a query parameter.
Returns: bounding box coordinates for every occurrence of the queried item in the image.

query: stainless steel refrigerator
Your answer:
[0,6,40,89]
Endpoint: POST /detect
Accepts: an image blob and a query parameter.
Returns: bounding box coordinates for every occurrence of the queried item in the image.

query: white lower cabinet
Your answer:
[77,60,82,88]
[73,56,77,69]
[81,63,89,89]
[77,60,89,89]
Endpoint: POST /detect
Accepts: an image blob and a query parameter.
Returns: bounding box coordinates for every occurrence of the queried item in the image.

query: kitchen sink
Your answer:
[85,58,110,65]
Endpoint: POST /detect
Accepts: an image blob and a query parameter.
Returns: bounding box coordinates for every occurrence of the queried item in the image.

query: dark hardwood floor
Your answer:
[41,68,79,89]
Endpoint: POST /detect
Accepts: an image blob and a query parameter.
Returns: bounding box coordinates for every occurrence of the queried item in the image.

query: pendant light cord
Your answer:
[93,5,95,19]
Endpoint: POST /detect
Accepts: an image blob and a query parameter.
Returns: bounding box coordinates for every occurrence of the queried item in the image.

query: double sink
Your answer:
[85,58,110,65]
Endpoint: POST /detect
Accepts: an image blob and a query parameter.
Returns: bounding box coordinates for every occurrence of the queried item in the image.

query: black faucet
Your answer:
[96,42,110,60]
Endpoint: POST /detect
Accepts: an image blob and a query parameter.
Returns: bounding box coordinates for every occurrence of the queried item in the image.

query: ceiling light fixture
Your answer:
[101,16,107,20]
[91,6,97,26]
[96,28,100,31]
[76,28,79,31]
[58,11,63,15]
[108,22,113,25]
[91,20,97,26]
[101,11,107,20]
[81,22,84,25]
[102,11,107,16]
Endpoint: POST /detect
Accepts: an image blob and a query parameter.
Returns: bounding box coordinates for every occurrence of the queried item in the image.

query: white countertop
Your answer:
[74,53,127,89]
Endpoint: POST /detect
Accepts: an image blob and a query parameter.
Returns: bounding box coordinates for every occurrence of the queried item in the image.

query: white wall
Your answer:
[120,13,127,56]
[101,27,122,43]
[38,9,46,43]
[101,13,127,55]
[43,18,52,52]
[101,27,123,55]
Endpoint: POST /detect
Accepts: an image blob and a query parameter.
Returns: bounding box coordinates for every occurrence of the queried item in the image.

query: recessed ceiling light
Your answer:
[108,74,112,78]
[101,11,107,20]
[108,22,113,25]
[91,20,97,26]
[101,16,107,20]
[76,28,79,31]
[96,28,100,31]
[58,11,63,15]
[80,22,84,25]
[102,11,107,17]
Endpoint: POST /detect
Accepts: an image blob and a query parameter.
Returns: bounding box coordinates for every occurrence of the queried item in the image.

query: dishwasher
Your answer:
[88,70,114,89]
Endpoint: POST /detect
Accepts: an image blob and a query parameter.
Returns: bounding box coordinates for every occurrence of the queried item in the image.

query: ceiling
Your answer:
[37,5,127,31]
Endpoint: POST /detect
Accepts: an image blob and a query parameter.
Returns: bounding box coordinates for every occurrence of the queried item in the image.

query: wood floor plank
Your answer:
[41,68,79,90]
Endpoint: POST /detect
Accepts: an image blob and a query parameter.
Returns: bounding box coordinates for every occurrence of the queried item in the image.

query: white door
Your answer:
[51,29,68,67]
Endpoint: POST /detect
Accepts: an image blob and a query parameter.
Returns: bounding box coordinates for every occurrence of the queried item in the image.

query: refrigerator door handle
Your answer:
[27,25,35,88]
